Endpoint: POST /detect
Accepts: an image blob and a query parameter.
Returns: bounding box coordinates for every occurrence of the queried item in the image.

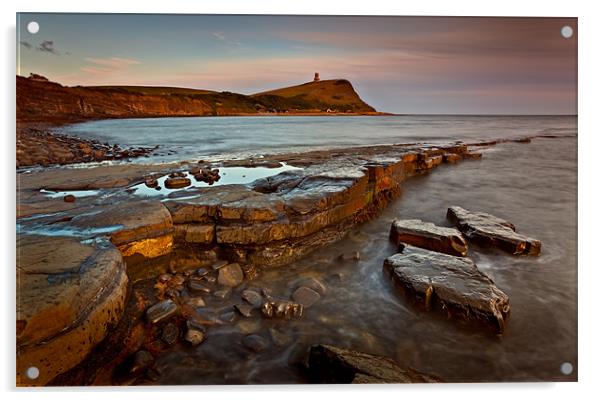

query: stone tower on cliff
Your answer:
[313,72,320,82]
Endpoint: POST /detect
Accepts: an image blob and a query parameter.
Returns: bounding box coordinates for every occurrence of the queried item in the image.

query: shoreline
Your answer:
[15,134,568,386]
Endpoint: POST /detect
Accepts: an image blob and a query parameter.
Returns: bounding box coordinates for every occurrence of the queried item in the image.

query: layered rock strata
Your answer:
[389,219,468,256]
[383,246,510,333]
[447,206,542,255]
[16,236,128,386]
[307,344,442,383]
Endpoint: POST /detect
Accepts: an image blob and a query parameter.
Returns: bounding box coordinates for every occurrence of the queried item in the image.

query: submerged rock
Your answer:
[184,328,205,346]
[160,322,179,346]
[242,334,268,352]
[217,263,244,287]
[146,299,179,324]
[241,289,263,307]
[292,286,321,307]
[383,246,510,333]
[447,206,541,256]
[307,344,442,383]
[389,218,468,257]
[261,301,304,320]
[234,303,254,318]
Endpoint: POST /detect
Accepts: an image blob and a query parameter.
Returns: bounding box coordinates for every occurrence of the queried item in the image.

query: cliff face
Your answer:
[16,75,378,125]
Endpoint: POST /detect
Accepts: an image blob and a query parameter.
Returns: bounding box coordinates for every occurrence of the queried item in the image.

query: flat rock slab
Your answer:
[383,246,510,333]
[16,235,128,386]
[447,206,541,255]
[390,219,468,256]
[307,344,442,383]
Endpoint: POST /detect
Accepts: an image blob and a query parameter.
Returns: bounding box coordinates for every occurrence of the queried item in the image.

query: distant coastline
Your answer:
[17,74,384,127]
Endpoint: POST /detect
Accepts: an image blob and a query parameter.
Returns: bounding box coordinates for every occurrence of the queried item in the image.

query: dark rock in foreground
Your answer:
[383,246,510,333]
[389,219,468,256]
[447,206,541,256]
[307,344,442,383]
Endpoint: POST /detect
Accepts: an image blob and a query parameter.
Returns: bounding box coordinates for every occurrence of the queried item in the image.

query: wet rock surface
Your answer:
[16,235,128,386]
[389,218,468,256]
[383,246,510,333]
[307,344,442,383]
[447,206,542,255]
[261,301,304,320]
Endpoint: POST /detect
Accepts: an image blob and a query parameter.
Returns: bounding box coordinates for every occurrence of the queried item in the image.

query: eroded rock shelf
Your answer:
[15,139,506,385]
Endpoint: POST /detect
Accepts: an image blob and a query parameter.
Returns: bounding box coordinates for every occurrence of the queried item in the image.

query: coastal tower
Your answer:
[313,72,320,82]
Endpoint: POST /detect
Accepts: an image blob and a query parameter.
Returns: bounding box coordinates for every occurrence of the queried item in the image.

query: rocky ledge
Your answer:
[390,219,468,256]
[14,139,509,385]
[307,344,442,383]
[447,206,542,255]
[383,246,510,333]
[16,236,128,386]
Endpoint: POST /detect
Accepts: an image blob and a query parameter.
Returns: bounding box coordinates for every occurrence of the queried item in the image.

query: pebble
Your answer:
[218,263,244,287]
[213,288,232,300]
[130,350,154,374]
[160,322,179,346]
[184,328,205,346]
[196,267,210,277]
[188,279,212,294]
[234,304,254,318]
[219,311,238,323]
[185,297,206,308]
[292,286,321,307]
[63,194,76,203]
[211,260,229,270]
[146,299,179,324]
[242,334,268,352]
[339,251,360,261]
[295,277,327,296]
[157,273,172,283]
[241,289,262,307]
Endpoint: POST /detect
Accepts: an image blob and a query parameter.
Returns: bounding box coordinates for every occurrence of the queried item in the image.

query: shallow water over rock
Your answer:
[142,136,576,384]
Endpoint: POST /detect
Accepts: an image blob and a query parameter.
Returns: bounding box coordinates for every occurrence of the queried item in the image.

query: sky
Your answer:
[17,14,577,114]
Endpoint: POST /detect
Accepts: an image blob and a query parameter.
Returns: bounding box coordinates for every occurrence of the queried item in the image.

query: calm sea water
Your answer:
[63,115,577,383]
[61,115,577,163]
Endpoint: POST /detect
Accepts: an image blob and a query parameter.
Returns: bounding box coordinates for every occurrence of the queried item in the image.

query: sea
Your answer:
[61,115,578,383]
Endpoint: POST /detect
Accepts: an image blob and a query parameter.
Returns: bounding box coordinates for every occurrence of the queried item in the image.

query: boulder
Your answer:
[447,206,541,255]
[16,235,128,386]
[307,344,442,383]
[164,176,191,189]
[383,246,510,333]
[217,263,244,287]
[389,219,468,256]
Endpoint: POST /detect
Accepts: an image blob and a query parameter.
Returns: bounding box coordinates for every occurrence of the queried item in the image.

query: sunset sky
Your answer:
[17,14,577,114]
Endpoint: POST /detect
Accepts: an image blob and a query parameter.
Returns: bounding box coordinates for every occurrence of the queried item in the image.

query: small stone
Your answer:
[338,251,360,262]
[211,260,229,270]
[144,177,158,188]
[196,267,210,277]
[269,327,292,347]
[184,328,205,346]
[167,274,186,287]
[63,194,76,203]
[292,286,321,307]
[186,318,206,332]
[213,288,232,300]
[157,273,172,283]
[219,311,237,323]
[261,301,304,320]
[217,263,244,287]
[188,279,211,294]
[161,322,179,346]
[295,277,327,296]
[203,275,217,284]
[241,289,262,307]
[130,350,154,375]
[242,334,268,352]
[165,288,180,300]
[146,299,179,324]
[234,304,254,317]
[186,297,206,308]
